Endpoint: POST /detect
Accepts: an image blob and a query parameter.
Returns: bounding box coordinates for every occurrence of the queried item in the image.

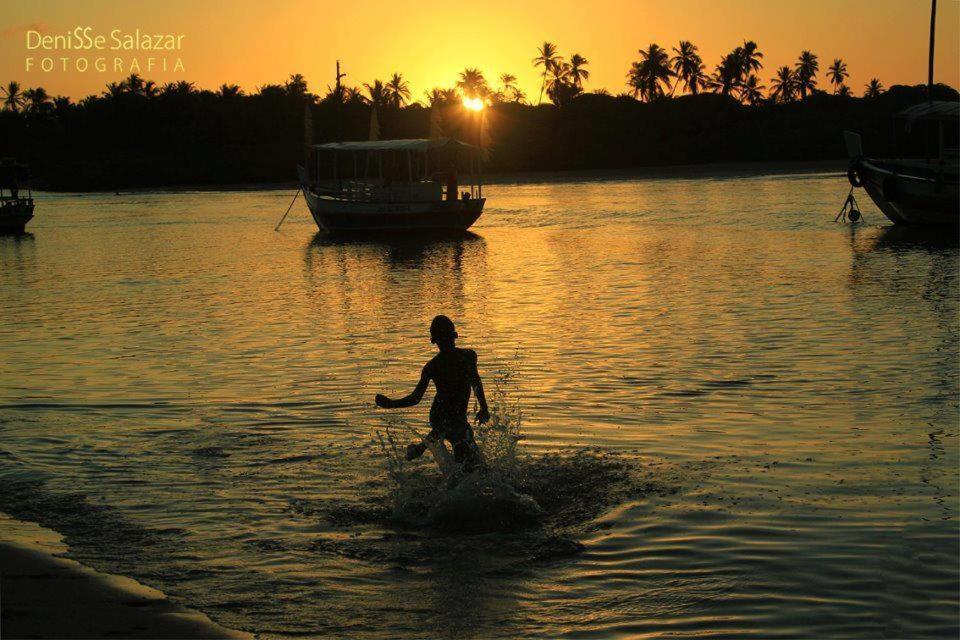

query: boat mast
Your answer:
[928,0,937,102]
[335,60,347,141]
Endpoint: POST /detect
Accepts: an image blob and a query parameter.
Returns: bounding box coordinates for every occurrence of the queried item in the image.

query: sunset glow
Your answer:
[1,0,957,101]
[462,96,484,111]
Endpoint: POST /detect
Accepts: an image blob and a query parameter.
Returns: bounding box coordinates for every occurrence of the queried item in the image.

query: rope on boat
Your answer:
[274,188,301,231]
[835,185,862,223]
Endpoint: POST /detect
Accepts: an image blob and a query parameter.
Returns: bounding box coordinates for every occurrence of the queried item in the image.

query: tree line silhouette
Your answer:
[0,39,956,190]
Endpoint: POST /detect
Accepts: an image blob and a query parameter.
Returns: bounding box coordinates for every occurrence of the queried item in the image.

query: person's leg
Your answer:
[406,424,443,461]
[450,427,482,472]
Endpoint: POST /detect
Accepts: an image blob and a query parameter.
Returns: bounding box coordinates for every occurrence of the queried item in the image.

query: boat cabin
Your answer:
[0,160,32,203]
[304,138,482,204]
[894,101,960,164]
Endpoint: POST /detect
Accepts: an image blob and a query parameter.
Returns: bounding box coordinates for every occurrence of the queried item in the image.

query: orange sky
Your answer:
[2,0,957,101]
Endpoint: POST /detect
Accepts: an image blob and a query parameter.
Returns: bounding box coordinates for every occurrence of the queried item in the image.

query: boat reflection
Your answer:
[302,230,488,326]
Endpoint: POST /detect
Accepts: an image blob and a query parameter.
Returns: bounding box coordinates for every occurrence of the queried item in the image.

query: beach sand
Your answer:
[0,515,250,640]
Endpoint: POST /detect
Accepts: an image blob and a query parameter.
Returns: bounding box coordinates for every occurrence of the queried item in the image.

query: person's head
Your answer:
[430,315,457,349]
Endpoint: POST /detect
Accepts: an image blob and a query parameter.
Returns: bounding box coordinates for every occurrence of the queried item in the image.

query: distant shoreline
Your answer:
[0,513,251,639]
[36,159,847,196]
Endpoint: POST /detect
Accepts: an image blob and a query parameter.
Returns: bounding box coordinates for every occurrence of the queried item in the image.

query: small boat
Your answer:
[297,138,485,233]
[0,161,35,234]
[844,101,959,226]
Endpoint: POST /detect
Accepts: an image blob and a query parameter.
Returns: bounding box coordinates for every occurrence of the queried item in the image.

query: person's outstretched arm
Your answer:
[470,352,490,424]
[376,364,431,409]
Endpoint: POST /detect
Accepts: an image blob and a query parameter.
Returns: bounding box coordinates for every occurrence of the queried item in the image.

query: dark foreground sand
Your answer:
[0,516,251,639]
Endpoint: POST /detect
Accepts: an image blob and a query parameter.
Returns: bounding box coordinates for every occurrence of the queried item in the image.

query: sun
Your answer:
[462,96,485,111]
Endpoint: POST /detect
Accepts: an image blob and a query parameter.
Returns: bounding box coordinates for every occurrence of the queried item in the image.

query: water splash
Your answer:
[367,363,667,540]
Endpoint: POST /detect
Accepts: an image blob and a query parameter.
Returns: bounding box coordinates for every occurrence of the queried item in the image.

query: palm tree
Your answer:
[1,81,23,112]
[53,95,71,113]
[122,73,144,94]
[671,41,707,95]
[627,43,674,102]
[498,73,523,102]
[837,84,852,97]
[769,66,797,103]
[739,74,766,105]
[456,67,488,99]
[739,41,764,76]
[217,84,244,98]
[864,78,884,98]
[546,61,579,105]
[102,82,125,100]
[161,81,196,97]
[794,51,819,99]
[533,41,562,105]
[424,87,447,107]
[568,54,590,88]
[23,87,51,114]
[344,86,366,104]
[285,74,309,98]
[712,51,742,96]
[827,58,848,94]
[364,80,388,108]
[385,72,411,107]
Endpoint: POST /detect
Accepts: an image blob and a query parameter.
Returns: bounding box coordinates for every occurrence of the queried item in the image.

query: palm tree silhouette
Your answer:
[344,86,366,104]
[161,81,196,97]
[568,54,590,88]
[769,66,797,103]
[1,81,23,112]
[739,41,764,76]
[386,73,411,107]
[864,78,884,98]
[712,51,742,96]
[546,60,577,105]
[364,79,388,108]
[533,42,562,105]
[739,74,766,105]
[52,95,71,114]
[23,87,51,114]
[498,73,523,102]
[284,74,309,98]
[827,58,848,94]
[423,87,447,107]
[217,84,244,98]
[123,73,145,95]
[794,51,819,99]
[836,84,852,97]
[627,44,673,102]
[102,82,125,101]
[456,67,488,99]
[671,41,706,96]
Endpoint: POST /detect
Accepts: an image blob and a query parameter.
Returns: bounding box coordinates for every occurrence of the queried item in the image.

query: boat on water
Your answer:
[297,138,485,233]
[844,101,959,226]
[0,161,34,234]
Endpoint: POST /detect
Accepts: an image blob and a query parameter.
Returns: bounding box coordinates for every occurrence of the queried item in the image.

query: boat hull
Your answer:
[852,158,959,226]
[301,187,484,233]
[0,201,34,234]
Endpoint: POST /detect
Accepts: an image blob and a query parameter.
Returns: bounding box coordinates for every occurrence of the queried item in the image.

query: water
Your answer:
[0,169,957,638]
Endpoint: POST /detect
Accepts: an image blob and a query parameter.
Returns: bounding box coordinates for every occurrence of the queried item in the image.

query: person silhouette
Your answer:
[375,315,489,471]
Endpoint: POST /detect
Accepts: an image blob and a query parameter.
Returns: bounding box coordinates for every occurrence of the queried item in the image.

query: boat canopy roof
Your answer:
[898,101,959,122]
[312,137,475,153]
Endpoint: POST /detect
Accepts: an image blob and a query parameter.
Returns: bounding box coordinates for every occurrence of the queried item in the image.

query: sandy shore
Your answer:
[0,515,251,640]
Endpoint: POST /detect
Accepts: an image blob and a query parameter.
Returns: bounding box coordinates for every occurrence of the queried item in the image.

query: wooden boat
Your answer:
[845,101,959,226]
[297,138,485,233]
[0,161,34,234]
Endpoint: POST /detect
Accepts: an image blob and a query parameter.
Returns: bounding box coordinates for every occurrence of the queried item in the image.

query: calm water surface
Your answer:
[0,169,957,638]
